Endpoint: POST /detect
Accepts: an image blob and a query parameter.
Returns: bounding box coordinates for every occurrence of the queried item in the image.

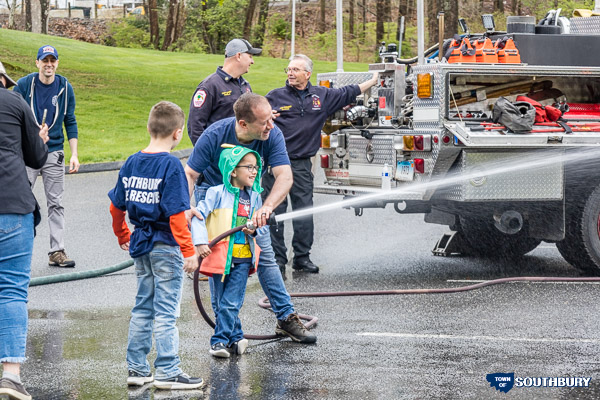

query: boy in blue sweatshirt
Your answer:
[108,101,204,390]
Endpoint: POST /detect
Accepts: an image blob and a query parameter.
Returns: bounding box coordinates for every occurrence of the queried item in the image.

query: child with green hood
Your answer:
[191,145,268,358]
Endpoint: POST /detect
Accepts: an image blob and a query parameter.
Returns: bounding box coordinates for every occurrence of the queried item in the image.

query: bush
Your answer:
[104,18,151,49]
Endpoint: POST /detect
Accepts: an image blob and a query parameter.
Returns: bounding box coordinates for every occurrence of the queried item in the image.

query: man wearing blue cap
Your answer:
[14,45,80,268]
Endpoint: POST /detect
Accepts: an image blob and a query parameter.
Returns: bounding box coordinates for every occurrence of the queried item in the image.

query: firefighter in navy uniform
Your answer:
[188,39,262,145]
[264,54,377,275]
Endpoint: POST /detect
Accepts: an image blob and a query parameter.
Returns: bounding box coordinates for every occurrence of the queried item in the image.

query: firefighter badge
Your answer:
[312,95,321,110]
[193,90,207,108]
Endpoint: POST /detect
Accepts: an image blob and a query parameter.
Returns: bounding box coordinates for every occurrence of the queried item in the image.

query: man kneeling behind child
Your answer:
[192,146,267,358]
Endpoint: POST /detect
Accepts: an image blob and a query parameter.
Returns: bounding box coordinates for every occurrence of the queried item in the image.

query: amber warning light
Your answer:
[417,73,433,98]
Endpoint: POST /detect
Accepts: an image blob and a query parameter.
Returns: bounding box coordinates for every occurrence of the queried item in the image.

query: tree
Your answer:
[243,0,258,40]
[147,0,159,49]
[348,0,354,38]
[25,0,32,32]
[319,0,326,34]
[376,0,384,46]
[39,0,49,34]
[162,0,180,50]
[253,0,269,48]
[7,0,17,29]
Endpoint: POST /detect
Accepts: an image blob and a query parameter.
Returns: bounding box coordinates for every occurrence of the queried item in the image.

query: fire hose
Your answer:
[192,216,600,341]
[25,225,600,342]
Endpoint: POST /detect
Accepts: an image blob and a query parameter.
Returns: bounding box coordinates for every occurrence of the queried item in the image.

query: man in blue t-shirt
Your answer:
[14,45,80,268]
[185,93,317,344]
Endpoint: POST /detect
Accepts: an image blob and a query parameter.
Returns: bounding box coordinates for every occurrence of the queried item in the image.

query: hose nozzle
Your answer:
[245,212,277,231]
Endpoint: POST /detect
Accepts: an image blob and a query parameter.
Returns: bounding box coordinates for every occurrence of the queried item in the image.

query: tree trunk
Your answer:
[161,0,178,50]
[25,0,32,31]
[494,0,504,12]
[319,0,325,34]
[254,0,269,48]
[148,0,159,49]
[8,0,17,29]
[514,0,521,14]
[444,0,458,39]
[362,0,366,40]
[376,0,384,46]
[39,0,49,34]
[200,1,214,53]
[173,0,185,46]
[242,0,258,40]
[348,0,354,39]
[397,1,404,42]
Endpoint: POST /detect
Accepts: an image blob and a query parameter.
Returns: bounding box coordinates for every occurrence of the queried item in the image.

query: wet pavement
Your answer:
[17,168,600,399]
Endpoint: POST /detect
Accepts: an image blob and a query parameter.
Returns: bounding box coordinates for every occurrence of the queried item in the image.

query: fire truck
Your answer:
[314,10,600,273]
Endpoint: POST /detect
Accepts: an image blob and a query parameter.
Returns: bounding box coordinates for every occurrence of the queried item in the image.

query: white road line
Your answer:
[446,279,600,284]
[357,332,600,344]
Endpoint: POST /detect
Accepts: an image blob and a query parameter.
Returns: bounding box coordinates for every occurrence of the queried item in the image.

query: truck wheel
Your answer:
[458,215,541,258]
[556,185,600,275]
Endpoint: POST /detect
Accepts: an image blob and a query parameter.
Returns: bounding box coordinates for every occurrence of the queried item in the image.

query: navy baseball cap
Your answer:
[225,39,262,58]
[37,45,59,60]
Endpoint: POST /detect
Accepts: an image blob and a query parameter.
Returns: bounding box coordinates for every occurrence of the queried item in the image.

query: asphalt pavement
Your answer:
[19,163,600,400]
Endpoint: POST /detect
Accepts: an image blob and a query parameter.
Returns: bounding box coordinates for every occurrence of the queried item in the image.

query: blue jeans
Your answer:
[210,262,251,346]
[195,184,294,321]
[0,213,34,364]
[127,243,184,380]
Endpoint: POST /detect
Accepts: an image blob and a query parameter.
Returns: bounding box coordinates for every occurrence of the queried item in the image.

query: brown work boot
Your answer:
[48,250,76,268]
[0,377,32,400]
[275,313,317,343]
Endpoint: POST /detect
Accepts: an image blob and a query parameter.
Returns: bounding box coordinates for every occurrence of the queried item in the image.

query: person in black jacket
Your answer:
[187,38,262,145]
[264,54,377,275]
[0,60,48,400]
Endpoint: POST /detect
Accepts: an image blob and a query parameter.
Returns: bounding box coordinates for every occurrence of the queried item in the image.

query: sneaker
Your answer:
[209,342,230,358]
[153,373,204,390]
[275,313,317,343]
[48,250,76,268]
[0,378,32,400]
[127,370,154,386]
[229,338,249,355]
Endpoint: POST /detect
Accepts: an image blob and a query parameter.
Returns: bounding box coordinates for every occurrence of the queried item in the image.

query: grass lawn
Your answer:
[0,29,370,163]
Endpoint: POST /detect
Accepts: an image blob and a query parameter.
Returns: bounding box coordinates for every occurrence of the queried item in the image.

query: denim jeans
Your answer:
[195,184,294,321]
[0,213,34,364]
[210,262,251,346]
[127,243,184,380]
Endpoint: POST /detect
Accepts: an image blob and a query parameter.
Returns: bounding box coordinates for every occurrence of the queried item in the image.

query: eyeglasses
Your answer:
[236,165,259,172]
[284,67,307,73]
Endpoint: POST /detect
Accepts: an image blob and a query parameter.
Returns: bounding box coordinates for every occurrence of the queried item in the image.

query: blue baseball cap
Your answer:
[37,45,59,60]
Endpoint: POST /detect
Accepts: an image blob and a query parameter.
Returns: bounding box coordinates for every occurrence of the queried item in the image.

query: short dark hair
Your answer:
[147,101,185,138]
[233,93,269,124]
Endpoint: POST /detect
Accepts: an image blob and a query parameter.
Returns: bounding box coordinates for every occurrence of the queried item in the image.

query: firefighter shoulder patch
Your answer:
[193,90,207,108]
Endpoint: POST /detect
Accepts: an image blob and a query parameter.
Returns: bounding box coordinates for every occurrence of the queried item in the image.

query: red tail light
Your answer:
[320,154,332,169]
[414,158,425,173]
[414,135,424,151]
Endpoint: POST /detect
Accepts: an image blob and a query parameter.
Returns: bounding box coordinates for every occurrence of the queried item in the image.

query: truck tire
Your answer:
[556,184,600,275]
[458,215,541,258]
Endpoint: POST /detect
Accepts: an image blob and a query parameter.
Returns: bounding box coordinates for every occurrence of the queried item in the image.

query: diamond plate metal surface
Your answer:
[316,72,374,88]
[411,63,445,129]
[570,16,600,34]
[348,135,395,186]
[445,151,564,201]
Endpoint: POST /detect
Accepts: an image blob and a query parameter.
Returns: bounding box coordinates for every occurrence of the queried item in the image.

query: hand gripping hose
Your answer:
[192,222,318,341]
